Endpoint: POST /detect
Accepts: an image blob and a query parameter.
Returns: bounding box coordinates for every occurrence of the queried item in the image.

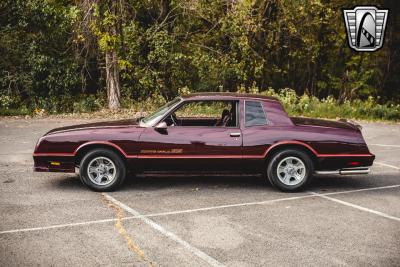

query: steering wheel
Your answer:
[170,113,179,126]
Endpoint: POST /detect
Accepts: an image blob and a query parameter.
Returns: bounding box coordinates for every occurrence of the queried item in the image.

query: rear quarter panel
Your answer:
[242,125,369,156]
[241,124,373,172]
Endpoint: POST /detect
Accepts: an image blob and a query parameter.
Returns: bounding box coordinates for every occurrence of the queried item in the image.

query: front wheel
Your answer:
[267,149,313,192]
[79,148,126,191]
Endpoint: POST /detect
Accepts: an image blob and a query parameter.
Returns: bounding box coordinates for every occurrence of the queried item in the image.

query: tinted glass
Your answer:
[245,101,267,127]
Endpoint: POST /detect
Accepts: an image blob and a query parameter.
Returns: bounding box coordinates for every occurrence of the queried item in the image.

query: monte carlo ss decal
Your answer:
[140,149,183,154]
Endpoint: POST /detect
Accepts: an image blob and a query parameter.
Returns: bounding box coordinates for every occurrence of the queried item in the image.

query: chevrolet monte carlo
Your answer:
[33,93,375,192]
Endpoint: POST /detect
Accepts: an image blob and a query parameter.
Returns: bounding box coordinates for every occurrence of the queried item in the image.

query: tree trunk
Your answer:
[159,0,174,100]
[105,49,121,110]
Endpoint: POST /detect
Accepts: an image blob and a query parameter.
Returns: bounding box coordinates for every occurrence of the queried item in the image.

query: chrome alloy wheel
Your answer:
[276,156,306,186]
[87,157,116,186]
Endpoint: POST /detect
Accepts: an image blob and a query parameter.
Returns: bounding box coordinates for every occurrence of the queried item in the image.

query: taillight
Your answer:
[348,161,360,166]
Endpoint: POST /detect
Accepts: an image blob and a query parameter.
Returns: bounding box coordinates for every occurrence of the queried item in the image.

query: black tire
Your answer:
[79,148,126,192]
[266,149,314,192]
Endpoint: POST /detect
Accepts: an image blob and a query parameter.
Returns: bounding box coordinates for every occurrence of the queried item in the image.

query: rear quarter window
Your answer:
[245,101,268,127]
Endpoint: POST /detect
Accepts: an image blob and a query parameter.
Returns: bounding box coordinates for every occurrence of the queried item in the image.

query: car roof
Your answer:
[181,92,279,102]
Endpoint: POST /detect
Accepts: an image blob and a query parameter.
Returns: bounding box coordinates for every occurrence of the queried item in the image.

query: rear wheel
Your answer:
[267,149,313,192]
[79,148,126,191]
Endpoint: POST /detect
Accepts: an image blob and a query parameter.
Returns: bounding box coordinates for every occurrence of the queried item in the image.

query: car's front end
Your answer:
[33,119,143,173]
[33,135,77,173]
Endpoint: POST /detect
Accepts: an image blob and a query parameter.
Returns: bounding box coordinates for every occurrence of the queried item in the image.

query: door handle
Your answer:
[230,132,241,137]
[191,141,205,145]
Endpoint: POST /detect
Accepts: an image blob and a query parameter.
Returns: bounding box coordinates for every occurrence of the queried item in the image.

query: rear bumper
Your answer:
[315,167,370,175]
[316,154,375,170]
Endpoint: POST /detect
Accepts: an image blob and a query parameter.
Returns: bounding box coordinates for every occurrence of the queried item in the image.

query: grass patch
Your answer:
[1,89,399,122]
[0,107,30,116]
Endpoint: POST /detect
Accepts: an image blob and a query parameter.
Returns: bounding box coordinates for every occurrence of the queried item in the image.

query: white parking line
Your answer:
[322,184,400,196]
[0,217,135,235]
[309,192,400,222]
[141,184,400,218]
[1,184,399,236]
[103,193,224,267]
[143,194,315,218]
[375,161,400,170]
[369,144,400,148]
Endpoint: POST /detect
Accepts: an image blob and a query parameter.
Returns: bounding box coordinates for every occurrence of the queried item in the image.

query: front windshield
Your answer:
[140,97,181,127]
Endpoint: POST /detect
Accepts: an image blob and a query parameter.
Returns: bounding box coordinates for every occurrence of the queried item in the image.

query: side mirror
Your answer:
[155,121,167,130]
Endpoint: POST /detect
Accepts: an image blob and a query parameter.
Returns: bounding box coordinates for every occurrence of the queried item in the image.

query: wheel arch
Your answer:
[74,142,127,166]
[265,142,318,166]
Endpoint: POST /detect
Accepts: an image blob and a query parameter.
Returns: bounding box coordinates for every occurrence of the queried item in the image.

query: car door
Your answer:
[137,100,243,172]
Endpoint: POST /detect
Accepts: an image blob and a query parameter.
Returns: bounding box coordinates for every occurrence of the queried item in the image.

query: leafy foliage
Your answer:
[0,0,399,119]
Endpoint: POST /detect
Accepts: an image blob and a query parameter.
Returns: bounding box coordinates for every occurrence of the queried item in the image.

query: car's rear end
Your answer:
[290,117,375,175]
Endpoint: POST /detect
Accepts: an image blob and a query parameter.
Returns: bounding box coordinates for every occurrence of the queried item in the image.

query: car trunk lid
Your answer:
[290,117,362,131]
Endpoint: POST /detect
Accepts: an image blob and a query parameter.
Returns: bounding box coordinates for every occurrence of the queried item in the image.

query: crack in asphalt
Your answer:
[100,193,155,267]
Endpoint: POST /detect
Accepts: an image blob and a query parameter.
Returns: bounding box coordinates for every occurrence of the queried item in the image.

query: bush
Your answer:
[260,88,400,121]
[1,87,399,121]
[72,95,102,113]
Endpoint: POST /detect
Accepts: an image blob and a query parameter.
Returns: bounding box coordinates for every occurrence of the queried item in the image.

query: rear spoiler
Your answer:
[338,119,362,130]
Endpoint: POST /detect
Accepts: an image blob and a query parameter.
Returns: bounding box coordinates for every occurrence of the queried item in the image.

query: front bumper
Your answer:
[33,155,75,173]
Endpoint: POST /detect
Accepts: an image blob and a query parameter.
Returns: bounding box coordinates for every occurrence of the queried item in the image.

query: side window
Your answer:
[174,101,231,118]
[167,100,238,127]
[245,101,268,127]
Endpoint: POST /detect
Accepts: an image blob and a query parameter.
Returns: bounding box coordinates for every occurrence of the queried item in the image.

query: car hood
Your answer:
[290,117,361,131]
[45,119,140,135]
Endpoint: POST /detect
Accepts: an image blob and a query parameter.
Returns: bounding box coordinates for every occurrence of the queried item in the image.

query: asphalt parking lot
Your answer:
[0,118,399,266]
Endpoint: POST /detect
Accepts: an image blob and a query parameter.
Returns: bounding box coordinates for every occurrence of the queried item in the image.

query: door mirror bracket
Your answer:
[155,121,168,132]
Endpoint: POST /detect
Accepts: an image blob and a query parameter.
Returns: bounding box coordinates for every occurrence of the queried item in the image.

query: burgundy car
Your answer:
[33,93,375,192]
